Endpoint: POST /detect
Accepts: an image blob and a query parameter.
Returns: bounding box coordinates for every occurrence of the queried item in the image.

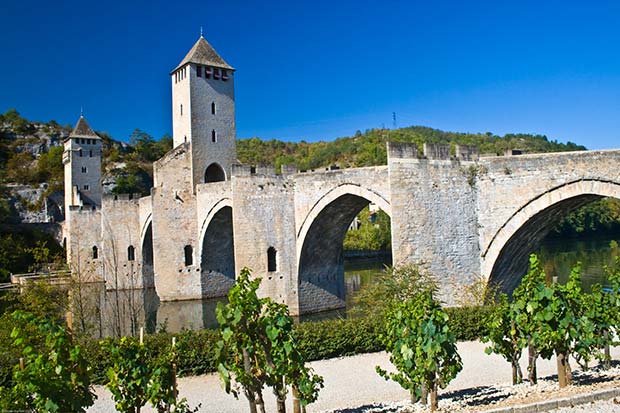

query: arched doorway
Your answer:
[204,163,226,183]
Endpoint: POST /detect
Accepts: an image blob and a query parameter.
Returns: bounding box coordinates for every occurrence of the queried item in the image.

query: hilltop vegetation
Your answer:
[237,126,586,171]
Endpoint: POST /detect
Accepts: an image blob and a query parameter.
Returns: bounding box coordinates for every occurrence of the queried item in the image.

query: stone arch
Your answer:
[483,179,620,294]
[296,184,391,314]
[204,162,226,183]
[199,199,235,298]
[140,215,154,289]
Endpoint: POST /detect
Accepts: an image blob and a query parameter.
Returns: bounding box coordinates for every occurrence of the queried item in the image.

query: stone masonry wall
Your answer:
[101,195,142,290]
[152,143,200,300]
[388,143,480,304]
[231,172,298,312]
[189,64,236,187]
[66,207,103,283]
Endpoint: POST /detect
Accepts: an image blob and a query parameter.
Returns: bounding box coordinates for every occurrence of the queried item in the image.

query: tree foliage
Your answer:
[343,207,391,251]
[483,294,527,384]
[215,268,322,413]
[0,311,96,412]
[377,291,462,411]
[352,264,438,318]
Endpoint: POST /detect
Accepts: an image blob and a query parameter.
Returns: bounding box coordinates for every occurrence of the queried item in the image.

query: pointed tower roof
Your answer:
[69,115,100,140]
[173,36,234,73]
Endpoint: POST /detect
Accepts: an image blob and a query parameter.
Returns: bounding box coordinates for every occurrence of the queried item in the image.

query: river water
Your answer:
[68,234,620,337]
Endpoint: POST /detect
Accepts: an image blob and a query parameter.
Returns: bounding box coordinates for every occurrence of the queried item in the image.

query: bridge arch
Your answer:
[483,179,620,294]
[297,184,391,314]
[199,198,235,298]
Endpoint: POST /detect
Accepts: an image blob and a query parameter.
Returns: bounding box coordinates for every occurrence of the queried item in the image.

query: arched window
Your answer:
[211,102,216,115]
[267,247,277,272]
[204,163,226,183]
[184,245,193,266]
[211,129,217,143]
[127,245,135,261]
[92,246,98,259]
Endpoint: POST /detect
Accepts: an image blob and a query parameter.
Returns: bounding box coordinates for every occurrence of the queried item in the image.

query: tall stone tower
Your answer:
[171,35,237,187]
[62,115,102,213]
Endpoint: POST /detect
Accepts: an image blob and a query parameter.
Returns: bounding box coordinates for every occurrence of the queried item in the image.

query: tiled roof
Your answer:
[70,116,100,140]
[173,36,234,72]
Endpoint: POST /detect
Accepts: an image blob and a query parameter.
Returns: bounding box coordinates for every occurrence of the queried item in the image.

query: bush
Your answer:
[294,316,384,360]
[445,306,495,341]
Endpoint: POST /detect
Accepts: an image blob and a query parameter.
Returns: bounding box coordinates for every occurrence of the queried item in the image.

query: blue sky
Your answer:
[1,0,619,149]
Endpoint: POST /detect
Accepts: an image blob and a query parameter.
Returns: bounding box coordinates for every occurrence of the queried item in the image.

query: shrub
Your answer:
[0,311,96,412]
[377,292,462,411]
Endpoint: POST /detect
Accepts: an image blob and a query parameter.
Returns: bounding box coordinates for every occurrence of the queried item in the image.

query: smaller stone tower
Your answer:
[170,35,237,187]
[62,115,102,213]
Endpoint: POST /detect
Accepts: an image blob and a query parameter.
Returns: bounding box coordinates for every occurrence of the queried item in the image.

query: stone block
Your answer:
[423,143,451,160]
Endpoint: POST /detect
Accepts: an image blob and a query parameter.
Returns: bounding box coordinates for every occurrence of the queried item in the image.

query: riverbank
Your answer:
[87,341,620,412]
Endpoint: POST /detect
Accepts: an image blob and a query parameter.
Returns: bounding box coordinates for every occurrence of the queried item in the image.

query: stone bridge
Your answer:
[80,143,620,316]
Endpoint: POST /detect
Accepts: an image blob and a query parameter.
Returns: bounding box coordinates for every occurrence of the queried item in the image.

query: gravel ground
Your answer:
[87,341,620,412]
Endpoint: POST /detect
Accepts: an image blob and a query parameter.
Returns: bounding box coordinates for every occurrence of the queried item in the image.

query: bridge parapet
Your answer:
[387,141,419,159]
[455,145,480,161]
[423,143,451,160]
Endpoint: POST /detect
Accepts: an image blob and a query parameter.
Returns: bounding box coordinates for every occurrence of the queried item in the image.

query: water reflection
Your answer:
[536,234,620,291]
[69,284,226,338]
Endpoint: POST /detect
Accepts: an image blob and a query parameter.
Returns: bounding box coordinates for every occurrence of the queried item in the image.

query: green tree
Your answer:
[216,268,322,413]
[147,339,199,413]
[102,336,150,413]
[483,294,526,384]
[377,292,462,411]
[532,263,593,387]
[352,264,437,319]
[215,269,269,413]
[0,311,96,412]
[512,254,547,384]
[343,207,391,251]
[260,300,323,413]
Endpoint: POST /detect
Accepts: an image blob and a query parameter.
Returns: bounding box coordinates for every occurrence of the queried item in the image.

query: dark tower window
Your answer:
[205,67,212,79]
[204,163,226,183]
[92,246,98,259]
[83,184,89,190]
[197,66,202,77]
[79,149,82,157]
[211,129,217,143]
[82,166,87,173]
[180,104,183,116]
[211,102,216,115]
[127,245,135,261]
[89,150,93,157]
[184,245,193,266]
[267,247,277,272]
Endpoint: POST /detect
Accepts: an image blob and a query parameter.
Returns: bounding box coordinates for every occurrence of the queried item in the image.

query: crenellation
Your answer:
[387,141,419,159]
[423,143,451,160]
[455,144,479,161]
[280,164,298,175]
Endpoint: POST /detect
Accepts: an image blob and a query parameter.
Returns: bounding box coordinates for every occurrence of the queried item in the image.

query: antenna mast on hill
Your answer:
[392,112,397,129]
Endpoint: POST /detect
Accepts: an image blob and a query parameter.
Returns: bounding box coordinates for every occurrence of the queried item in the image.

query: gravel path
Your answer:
[87,341,620,412]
